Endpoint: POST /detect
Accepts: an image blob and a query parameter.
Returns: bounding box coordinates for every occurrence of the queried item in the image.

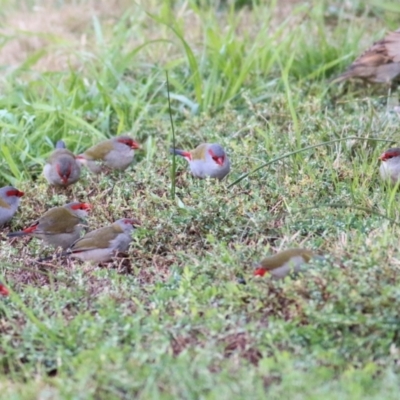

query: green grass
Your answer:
[2,0,400,398]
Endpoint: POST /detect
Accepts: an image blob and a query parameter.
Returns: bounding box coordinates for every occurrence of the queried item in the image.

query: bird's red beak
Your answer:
[81,203,92,211]
[125,218,141,227]
[253,267,268,277]
[211,155,224,166]
[0,284,9,296]
[216,156,224,166]
[131,141,140,150]
[379,153,387,161]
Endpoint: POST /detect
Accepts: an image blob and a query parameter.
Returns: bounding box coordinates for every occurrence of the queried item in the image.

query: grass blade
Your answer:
[166,71,177,200]
[228,137,395,188]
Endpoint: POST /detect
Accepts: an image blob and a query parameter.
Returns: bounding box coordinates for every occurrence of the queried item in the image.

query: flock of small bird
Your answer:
[1,27,400,296]
[0,136,232,295]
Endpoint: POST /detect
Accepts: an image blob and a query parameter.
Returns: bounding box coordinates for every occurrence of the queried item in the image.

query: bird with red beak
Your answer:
[0,281,9,296]
[170,143,230,180]
[76,135,140,173]
[7,202,91,249]
[66,218,141,263]
[379,147,400,185]
[43,140,81,187]
[253,248,324,279]
[0,186,24,226]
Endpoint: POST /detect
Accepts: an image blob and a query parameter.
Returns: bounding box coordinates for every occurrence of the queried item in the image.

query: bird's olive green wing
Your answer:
[71,224,123,251]
[190,143,210,161]
[260,248,314,270]
[38,208,81,234]
[83,141,114,160]
[0,198,10,209]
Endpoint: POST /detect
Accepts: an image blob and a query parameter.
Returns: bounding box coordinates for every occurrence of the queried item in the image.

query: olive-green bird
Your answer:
[7,202,91,249]
[76,135,140,173]
[253,248,324,279]
[66,218,141,263]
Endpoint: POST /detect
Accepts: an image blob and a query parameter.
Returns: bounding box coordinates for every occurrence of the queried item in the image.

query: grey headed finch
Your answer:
[170,143,230,180]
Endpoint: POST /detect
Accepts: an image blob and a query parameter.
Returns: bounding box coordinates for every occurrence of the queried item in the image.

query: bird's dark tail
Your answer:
[7,222,38,237]
[170,148,191,158]
[37,252,68,263]
[7,230,29,238]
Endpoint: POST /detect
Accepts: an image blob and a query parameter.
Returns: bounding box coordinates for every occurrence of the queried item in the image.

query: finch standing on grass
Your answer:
[0,186,24,226]
[65,218,141,263]
[379,148,400,185]
[170,143,230,180]
[253,248,323,279]
[43,140,81,187]
[76,135,140,173]
[7,202,91,249]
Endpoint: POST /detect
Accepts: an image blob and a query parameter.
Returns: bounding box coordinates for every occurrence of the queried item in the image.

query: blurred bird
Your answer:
[379,147,400,184]
[76,135,140,173]
[66,218,141,263]
[7,202,91,249]
[170,143,230,180]
[253,248,324,279]
[0,186,24,226]
[333,29,400,85]
[43,140,81,187]
[0,281,9,296]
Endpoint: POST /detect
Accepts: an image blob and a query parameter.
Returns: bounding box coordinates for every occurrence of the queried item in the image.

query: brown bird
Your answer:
[333,29,400,85]
[76,135,140,173]
[43,140,81,187]
[7,202,91,249]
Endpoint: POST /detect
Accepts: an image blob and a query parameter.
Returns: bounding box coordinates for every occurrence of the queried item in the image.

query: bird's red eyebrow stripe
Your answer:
[118,139,140,149]
[6,190,24,197]
[71,203,91,210]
